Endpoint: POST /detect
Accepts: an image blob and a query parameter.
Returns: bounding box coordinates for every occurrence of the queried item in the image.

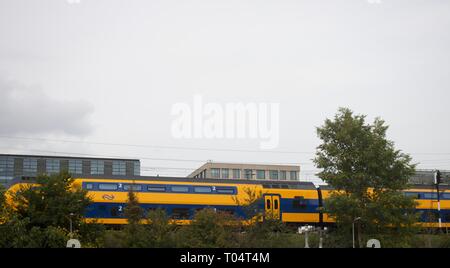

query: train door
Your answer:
[264,194,281,220]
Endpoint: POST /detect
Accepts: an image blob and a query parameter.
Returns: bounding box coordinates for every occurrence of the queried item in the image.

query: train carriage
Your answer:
[5,175,450,228]
[72,176,321,225]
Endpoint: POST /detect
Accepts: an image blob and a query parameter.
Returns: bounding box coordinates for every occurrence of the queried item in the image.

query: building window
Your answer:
[23,158,37,176]
[46,159,60,174]
[211,168,220,178]
[244,169,253,179]
[91,160,104,175]
[280,171,287,180]
[112,161,126,176]
[68,159,82,175]
[0,156,14,180]
[133,161,140,176]
[270,170,279,180]
[232,169,240,179]
[257,170,266,180]
[290,171,298,181]
[221,169,229,179]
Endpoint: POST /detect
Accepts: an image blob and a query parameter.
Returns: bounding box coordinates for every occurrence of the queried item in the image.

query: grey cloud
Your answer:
[0,78,94,136]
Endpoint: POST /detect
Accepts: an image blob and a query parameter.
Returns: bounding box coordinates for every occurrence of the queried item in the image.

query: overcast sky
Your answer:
[1,0,449,184]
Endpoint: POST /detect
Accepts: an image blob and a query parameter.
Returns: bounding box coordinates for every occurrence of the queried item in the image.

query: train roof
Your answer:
[317,184,450,191]
[6,175,317,190]
[10,175,447,191]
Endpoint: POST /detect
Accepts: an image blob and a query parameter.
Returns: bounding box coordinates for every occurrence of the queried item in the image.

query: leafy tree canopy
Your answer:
[12,171,91,229]
[0,171,100,248]
[314,108,418,247]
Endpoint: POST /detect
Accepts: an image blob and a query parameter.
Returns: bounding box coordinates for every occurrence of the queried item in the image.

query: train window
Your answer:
[424,211,440,222]
[146,207,165,214]
[98,183,118,191]
[293,196,307,209]
[194,208,205,214]
[171,186,189,193]
[217,209,235,216]
[442,193,450,199]
[85,183,94,190]
[266,199,271,209]
[171,208,190,219]
[146,207,163,216]
[423,193,438,199]
[147,186,166,192]
[274,199,279,210]
[193,186,212,193]
[404,192,420,199]
[216,187,236,194]
[123,184,142,191]
[110,207,119,217]
[444,213,450,222]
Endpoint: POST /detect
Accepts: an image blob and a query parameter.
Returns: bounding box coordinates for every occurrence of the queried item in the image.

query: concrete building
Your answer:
[188,162,300,181]
[0,154,140,185]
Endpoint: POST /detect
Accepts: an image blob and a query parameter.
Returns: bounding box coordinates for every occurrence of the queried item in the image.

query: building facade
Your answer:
[188,162,300,181]
[0,154,140,185]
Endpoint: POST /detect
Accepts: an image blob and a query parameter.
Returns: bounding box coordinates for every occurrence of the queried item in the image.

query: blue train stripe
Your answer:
[84,198,321,220]
[84,200,450,224]
[416,209,450,223]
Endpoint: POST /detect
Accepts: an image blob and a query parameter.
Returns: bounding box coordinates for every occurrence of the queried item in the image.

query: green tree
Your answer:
[12,171,91,229]
[146,208,176,247]
[1,172,98,247]
[124,189,144,225]
[232,187,264,222]
[123,189,149,247]
[0,184,6,222]
[176,208,238,248]
[239,218,290,248]
[0,215,69,248]
[314,108,418,247]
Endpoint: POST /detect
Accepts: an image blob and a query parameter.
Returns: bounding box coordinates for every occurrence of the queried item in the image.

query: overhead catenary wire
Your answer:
[0,146,312,166]
[0,135,315,154]
[2,135,450,156]
[1,136,448,173]
[0,146,446,172]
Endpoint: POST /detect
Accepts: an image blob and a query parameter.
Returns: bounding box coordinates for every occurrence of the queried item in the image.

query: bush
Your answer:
[237,219,291,248]
[101,230,127,248]
[145,208,177,247]
[174,208,239,248]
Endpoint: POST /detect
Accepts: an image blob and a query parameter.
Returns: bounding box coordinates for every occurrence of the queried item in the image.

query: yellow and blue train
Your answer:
[6,175,450,228]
